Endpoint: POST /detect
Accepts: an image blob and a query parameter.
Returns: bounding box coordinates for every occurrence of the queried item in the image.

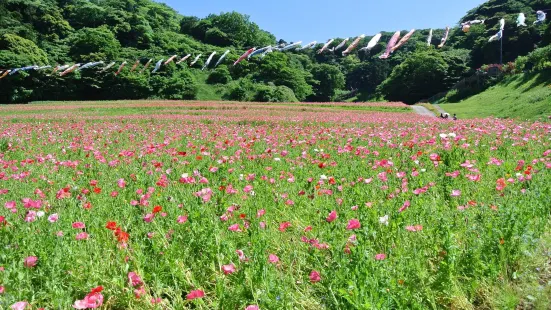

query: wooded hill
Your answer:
[0,0,549,104]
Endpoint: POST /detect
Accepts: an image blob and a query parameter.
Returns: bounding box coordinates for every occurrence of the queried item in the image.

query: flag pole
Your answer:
[500,30,503,65]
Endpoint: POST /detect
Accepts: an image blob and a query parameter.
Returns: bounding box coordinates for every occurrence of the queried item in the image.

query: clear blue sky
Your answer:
[160,0,486,43]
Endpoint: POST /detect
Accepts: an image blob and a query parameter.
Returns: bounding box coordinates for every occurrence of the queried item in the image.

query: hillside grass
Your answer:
[194,71,226,101]
[439,71,551,121]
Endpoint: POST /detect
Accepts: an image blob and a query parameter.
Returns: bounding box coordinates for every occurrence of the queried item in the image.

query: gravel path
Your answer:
[411,105,436,117]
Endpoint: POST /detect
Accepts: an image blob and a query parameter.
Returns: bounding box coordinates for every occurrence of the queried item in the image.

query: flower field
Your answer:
[0,100,550,309]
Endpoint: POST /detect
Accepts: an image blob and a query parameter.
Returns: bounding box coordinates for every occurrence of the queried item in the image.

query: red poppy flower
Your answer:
[153,206,162,214]
[90,286,103,294]
[106,222,118,230]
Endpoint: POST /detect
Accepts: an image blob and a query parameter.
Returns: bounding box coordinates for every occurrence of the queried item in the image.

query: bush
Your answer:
[224,79,253,101]
[160,71,198,100]
[515,45,551,71]
[207,66,232,84]
[253,85,298,102]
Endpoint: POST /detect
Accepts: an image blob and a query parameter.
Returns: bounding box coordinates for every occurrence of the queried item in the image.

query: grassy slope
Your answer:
[439,71,551,120]
[194,71,226,101]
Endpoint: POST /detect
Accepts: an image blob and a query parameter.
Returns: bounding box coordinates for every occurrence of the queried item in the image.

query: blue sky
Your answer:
[161,0,486,43]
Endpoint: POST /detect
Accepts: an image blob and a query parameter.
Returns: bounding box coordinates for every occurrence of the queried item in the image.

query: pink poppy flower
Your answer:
[268,254,279,264]
[24,211,37,223]
[278,222,291,232]
[326,210,338,223]
[117,178,126,188]
[143,213,154,223]
[11,301,28,310]
[222,263,236,275]
[24,256,38,268]
[134,286,146,299]
[256,209,266,218]
[243,185,253,193]
[186,290,205,300]
[72,222,86,229]
[228,224,242,232]
[346,219,361,230]
[0,286,4,294]
[75,232,89,240]
[177,215,188,224]
[375,253,387,261]
[5,201,15,210]
[151,297,162,304]
[236,250,247,262]
[304,226,313,232]
[451,190,461,197]
[245,305,260,310]
[73,286,104,309]
[398,200,411,213]
[128,272,143,287]
[406,225,423,232]
[309,270,321,283]
[259,221,266,229]
[48,213,59,223]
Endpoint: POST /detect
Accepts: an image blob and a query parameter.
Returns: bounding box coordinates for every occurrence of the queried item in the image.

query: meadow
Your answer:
[0,100,550,309]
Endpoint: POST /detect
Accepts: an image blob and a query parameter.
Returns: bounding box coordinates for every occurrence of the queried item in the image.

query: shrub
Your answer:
[207,66,232,84]
[515,45,551,71]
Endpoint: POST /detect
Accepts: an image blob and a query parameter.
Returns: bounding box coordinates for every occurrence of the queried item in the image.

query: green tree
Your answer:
[205,12,275,47]
[378,50,449,104]
[346,60,391,95]
[256,53,313,101]
[69,26,121,61]
[309,64,345,101]
[0,34,49,65]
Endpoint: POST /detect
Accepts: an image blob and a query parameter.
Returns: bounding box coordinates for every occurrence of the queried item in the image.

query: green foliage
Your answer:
[69,26,121,62]
[0,34,48,65]
[179,11,275,48]
[379,50,449,104]
[224,78,254,101]
[309,64,345,102]
[346,60,391,94]
[515,45,551,71]
[254,84,298,102]
[166,70,198,100]
[452,0,551,68]
[255,53,313,101]
[207,66,232,84]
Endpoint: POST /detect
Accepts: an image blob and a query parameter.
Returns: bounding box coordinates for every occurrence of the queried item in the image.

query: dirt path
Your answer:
[411,105,436,117]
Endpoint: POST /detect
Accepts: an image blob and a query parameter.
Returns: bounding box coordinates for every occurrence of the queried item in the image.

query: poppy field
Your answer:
[0,100,550,309]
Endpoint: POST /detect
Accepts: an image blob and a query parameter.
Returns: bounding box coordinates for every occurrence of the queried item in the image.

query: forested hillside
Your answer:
[0,0,549,104]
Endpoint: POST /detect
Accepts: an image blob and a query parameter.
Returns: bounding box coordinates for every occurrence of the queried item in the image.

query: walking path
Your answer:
[411,105,436,117]
[432,104,449,115]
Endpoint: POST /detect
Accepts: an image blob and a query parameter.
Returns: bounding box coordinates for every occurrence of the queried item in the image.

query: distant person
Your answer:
[440,113,444,118]
[453,114,457,121]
